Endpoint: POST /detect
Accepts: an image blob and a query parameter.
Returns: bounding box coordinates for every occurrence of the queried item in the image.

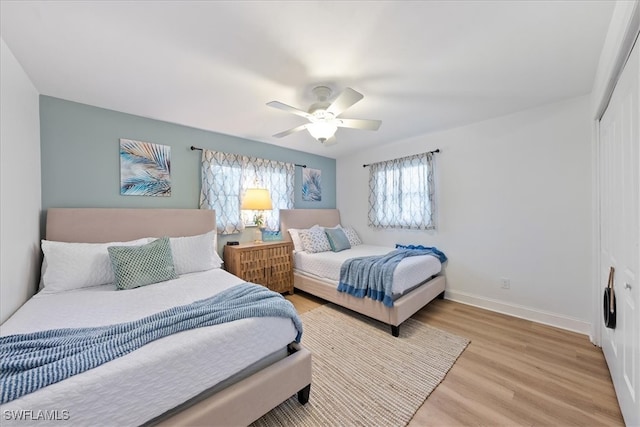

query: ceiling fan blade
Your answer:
[326,88,364,116]
[336,118,382,131]
[266,101,312,119]
[273,124,308,138]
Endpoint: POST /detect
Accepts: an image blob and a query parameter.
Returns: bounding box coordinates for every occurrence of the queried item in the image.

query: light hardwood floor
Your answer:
[286,291,624,426]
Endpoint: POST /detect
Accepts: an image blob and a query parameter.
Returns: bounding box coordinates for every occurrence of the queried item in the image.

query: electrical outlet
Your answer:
[501,278,511,289]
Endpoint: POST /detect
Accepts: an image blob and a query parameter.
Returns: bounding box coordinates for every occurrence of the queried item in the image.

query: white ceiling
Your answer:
[1,1,615,159]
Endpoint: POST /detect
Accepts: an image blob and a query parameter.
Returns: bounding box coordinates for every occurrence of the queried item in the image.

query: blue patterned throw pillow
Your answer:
[299,226,332,253]
[342,226,362,246]
[108,237,178,290]
[325,228,351,252]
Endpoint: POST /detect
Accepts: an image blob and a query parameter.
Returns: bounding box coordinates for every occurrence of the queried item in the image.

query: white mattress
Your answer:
[0,269,298,426]
[294,244,442,295]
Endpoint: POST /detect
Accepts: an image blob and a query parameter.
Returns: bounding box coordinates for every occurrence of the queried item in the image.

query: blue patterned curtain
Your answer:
[200,150,294,234]
[368,152,435,230]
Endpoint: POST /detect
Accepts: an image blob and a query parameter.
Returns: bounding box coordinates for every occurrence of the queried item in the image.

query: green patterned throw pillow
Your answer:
[108,236,178,290]
[325,227,351,252]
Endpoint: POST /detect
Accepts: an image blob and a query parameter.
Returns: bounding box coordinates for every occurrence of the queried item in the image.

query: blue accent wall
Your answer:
[40,96,335,210]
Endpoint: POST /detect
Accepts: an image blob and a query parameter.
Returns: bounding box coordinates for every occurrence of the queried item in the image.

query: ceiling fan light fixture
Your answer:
[306,121,337,142]
[267,86,380,144]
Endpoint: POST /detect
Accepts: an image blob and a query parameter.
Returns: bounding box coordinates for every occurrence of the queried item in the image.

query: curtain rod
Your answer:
[362,149,440,168]
[190,146,307,168]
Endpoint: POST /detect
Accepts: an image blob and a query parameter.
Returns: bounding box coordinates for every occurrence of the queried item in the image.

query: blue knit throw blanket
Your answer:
[337,248,447,307]
[0,282,303,404]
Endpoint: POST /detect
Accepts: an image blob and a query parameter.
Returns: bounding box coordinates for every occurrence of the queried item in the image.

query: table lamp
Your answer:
[241,188,273,243]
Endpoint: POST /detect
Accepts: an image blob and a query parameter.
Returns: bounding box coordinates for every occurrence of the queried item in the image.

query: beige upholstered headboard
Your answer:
[46,208,216,243]
[279,209,341,241]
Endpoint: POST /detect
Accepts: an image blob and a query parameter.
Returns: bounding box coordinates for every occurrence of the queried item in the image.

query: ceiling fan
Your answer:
[267,86,381,144]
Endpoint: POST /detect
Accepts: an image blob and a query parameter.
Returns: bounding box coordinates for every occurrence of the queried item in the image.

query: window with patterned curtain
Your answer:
[200,150,294,235]
[368,152,436,230]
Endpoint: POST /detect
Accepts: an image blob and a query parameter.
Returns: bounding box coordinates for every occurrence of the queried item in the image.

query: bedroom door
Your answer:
[598,39,639,427]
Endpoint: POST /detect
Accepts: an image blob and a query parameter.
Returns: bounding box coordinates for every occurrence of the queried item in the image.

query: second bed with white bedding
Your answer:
[0,268,298,427]
[281,208,446,337]
[294,244,442,296]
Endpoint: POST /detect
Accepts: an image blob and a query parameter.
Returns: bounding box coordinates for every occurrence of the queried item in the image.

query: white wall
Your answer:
[1,38,42,323]
[337,95,592,333]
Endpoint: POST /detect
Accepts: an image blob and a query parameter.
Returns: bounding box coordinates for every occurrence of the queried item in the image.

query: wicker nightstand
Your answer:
[223,241,294,294]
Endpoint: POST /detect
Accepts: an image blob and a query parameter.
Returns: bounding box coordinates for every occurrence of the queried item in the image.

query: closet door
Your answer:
[598,40,639,427]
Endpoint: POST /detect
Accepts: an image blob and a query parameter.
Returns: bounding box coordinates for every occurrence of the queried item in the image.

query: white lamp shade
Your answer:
[241,188,273,210]
[307,122,337,141]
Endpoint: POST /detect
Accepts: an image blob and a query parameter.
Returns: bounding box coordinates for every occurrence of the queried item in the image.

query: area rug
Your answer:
[251,304,469,427]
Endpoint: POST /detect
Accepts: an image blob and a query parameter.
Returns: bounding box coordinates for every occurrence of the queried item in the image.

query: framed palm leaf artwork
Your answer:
[302,168,321,201]
[119,139,171,196]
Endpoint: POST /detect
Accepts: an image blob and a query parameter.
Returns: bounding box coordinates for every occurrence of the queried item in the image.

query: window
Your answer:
[199,150,294,234]
[368,152,435,230]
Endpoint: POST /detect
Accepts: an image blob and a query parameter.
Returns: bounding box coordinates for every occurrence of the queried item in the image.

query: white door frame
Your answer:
[592,3,640,425]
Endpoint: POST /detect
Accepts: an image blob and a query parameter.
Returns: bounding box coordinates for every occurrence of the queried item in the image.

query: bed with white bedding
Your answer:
[280,209,446,337]
[0,208,312,427]
[294,245,442,298]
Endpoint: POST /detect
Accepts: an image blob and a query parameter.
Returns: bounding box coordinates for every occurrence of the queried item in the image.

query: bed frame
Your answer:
[280,209,446,337]
[46,208,312,426]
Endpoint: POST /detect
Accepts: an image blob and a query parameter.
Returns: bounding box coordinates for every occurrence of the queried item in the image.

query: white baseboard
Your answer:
[445,289,591,336]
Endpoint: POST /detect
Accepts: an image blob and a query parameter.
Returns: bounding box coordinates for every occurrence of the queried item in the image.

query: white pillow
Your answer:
[299,225,332,253]
[288,227,311,252]
[169,230,223,274]
[41,238,150,294]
